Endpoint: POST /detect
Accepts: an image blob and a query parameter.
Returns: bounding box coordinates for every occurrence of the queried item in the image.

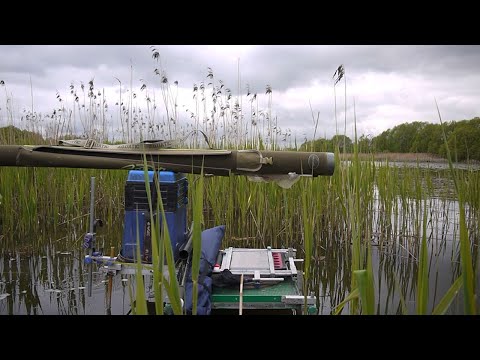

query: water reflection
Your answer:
[314,191,479,315]
[373,160,480,171]
[1,224,478,315]
[0,243,132,315]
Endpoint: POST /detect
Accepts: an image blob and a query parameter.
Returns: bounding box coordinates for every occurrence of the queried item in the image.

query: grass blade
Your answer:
[159,208,182,315]
[334,288,359,315]
[191,158,205,315]
[141,157,163,315]
[365,242,376,315]
[355,270,375,315]
[435,101,476,314]
[134,210,148,315]
[127,275,136,315]
[301,180,314,313]
[416,199,429,315]
[139,153,182,315]
[432,275,463,315]
[458,205,476,314]
[392,275,408,315]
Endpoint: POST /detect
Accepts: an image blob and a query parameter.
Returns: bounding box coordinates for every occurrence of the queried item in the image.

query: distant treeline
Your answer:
[301,117,480,162]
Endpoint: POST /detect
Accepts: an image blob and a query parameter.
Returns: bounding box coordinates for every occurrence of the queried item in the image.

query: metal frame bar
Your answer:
[216,247,299,277]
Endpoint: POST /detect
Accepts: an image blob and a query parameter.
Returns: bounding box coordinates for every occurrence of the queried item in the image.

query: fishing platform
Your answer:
[84,169,316,315]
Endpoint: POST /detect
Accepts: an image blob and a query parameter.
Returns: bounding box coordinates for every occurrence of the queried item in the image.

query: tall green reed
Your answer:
[141,156,164,315]
[142,154,182,315]
[436,100,476,315]
[301,178,314,313]
[416,198,429,314]
[133,209,148,315]
[191,160,205,315]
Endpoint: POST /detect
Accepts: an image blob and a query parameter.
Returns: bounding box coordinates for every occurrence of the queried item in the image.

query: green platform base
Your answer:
[211,278,303,313]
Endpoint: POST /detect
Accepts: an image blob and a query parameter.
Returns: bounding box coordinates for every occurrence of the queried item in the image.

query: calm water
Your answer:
[0,243,131,315]
[1,231,477,315]
[2,223,478,315]
[1,162,479,315]
[376,160,480,171]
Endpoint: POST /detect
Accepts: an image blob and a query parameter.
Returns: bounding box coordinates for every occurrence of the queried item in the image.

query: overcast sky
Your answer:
[1,45,479,144]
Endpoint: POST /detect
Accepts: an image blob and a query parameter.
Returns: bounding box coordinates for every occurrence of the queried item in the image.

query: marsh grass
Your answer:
[416,199,429,314]
[191,160,205,315]
[133,210,148,315]
[140,156,163,315]
[301,178,314,313]
[2,140,478,315]
[130,155,183,315]
[436,101,476,314]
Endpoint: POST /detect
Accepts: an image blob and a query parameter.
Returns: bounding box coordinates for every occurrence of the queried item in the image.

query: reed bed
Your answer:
[2,145,478,314]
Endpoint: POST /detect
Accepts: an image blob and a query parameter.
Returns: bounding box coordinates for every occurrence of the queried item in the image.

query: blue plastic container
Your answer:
[120,170,188,262]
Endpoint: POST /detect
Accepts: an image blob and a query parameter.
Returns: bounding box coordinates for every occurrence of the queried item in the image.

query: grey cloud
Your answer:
[1,45,479,142]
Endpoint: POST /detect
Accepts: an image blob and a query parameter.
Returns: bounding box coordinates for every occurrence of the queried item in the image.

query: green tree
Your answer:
[331,134,352,153]
[358,134,373,153]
